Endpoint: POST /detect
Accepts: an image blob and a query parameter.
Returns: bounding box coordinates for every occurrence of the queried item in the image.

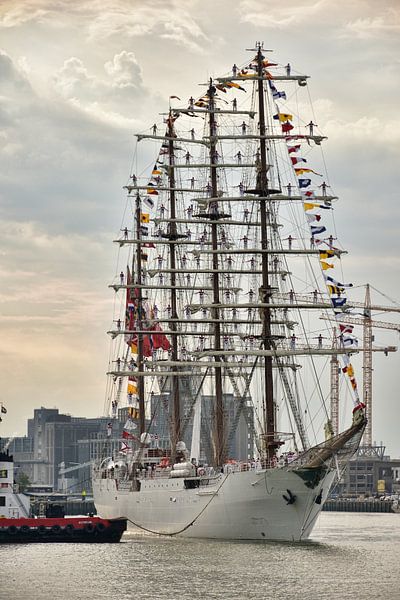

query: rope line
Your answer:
[124,471,231,537]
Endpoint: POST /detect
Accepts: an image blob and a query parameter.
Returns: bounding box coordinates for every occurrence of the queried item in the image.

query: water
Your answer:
[1,513,399,599]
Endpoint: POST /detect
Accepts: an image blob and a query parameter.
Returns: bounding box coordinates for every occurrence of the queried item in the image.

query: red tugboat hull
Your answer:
[0,516,127,543]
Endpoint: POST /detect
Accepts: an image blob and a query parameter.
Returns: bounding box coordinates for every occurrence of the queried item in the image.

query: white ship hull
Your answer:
[93,467,336,541]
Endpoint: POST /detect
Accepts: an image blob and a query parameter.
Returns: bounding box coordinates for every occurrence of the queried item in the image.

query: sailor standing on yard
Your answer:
[307,121,317,136]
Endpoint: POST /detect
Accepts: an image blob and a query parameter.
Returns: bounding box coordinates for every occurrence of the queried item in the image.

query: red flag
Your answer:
[282,122,294,133]
[339,324,354,335]
[150,322,171,351]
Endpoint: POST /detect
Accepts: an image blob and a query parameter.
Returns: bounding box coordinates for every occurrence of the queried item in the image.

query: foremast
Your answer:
[254,43,277,462]
[207,81,225,466]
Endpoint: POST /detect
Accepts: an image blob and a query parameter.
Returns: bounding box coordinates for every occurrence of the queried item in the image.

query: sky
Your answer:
[0,0,399,455]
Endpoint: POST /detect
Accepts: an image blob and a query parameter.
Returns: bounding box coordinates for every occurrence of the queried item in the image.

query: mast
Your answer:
[255,43,276,461]
[135,193,146,435]
[207,80,225,466]
[166,112,181,458]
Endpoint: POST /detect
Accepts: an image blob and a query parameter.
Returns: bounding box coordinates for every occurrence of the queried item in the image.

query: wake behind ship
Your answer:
[92,43,368,541]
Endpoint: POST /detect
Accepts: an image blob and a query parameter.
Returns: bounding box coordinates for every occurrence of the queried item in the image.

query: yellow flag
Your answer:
[304,202,319,211]
[140,213,150,223]
[131,342,138,354]
[278,113,293,122]
[319,250,335,259]
[127,381,138,394]
[320,261,334,270]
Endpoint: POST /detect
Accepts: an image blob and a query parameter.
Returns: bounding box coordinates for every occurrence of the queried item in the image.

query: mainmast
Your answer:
[255,44,277,461]
[207,80,225,466]
[135,193,146,435]
[166,112,181,458]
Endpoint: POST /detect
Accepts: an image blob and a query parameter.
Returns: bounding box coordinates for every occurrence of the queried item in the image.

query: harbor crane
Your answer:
[321,284,400,447]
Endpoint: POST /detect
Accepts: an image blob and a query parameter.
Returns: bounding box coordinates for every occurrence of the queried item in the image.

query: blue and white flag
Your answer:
[324,275,353,288]
[342,335,358,348]
[298,178,312,188]
[331,297,347,308]
[268,80,287,100]
[310,225,326,236]
[143,197,155,209]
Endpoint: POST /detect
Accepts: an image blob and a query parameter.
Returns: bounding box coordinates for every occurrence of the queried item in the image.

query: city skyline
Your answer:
[0,1,399,456]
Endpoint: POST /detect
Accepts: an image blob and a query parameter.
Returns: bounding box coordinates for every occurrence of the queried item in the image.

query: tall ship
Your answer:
[92,44,368,541]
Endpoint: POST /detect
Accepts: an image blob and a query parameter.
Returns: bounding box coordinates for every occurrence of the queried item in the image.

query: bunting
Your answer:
[143,197,155,209]
[339,324,354,334]
[331,297,347,308]
[273,113,293,122]
[320,261,334,270]
[298,178,312,188]
[304,202,331,211]
[310,225,327,236]
[282,122,294,133]
[122,418,138,440]
[324,275,353,288]
[295,168,322,176]
[268,80,286,100]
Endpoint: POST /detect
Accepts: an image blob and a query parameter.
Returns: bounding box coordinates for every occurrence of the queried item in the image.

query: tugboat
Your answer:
[0,440,127,544]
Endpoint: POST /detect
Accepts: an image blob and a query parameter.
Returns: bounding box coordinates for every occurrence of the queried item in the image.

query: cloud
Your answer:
[238,0,332,28]
[0,1,50,27]
[343,9,400,39]
[86,0,209,52]
[104,50,142,89]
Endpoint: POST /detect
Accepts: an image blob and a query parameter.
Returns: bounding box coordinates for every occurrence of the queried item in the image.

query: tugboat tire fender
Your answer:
[85,523,95,533]
[20,525,30,533]
[8,525,19,535]
[96,522,106,532]
[63,523,74,534]
[51,524,61,533]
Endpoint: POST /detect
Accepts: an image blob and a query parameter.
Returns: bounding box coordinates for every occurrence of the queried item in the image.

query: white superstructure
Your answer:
[0,449,30,519]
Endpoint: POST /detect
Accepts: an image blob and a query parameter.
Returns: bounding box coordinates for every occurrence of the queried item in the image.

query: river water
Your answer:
[1,513,399,599]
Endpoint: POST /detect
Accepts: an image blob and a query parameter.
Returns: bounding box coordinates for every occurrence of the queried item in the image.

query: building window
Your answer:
[0,470,7,479]
[0,496,5,506]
